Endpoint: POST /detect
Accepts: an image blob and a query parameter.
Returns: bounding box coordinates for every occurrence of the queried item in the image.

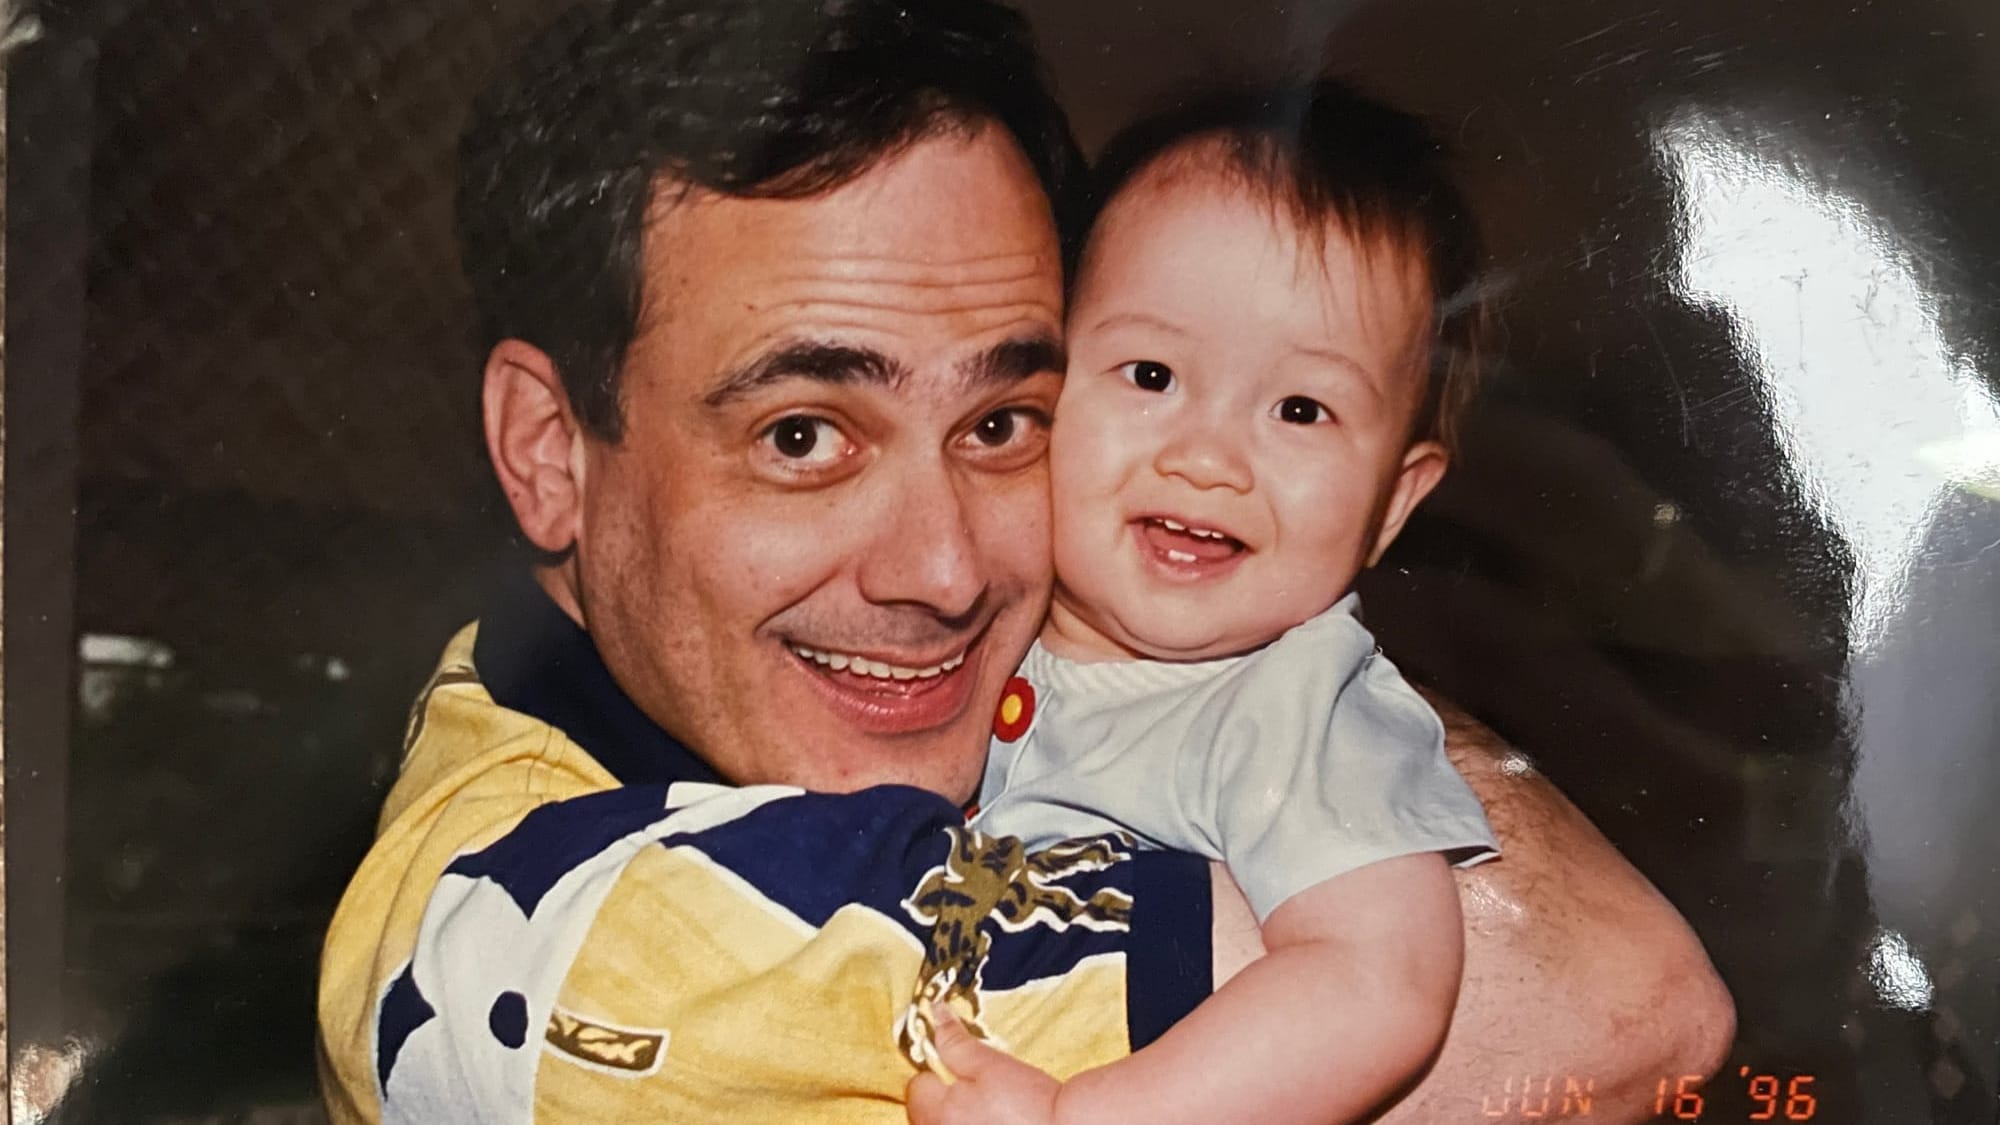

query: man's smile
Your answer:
[781,626,991,736]
[787,642,970,681]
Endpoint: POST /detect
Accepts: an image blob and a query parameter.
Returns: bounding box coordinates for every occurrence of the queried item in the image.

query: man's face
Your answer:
[571,127,1065,800]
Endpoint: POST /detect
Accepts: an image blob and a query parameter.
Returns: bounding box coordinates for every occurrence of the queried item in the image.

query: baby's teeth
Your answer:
[1166,549,1196,563]
[1161,517,1187,531]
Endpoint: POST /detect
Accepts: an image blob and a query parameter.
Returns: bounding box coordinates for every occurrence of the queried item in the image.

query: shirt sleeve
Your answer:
[1180,616,1499,923]
[1124,849,1214,1048]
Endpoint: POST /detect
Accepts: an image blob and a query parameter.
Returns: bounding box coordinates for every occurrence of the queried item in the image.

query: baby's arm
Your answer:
[1070,851,1461,1124]
[907,850,1462,1125]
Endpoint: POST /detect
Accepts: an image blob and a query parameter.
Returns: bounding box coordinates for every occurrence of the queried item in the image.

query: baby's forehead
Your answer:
[1072,162,1434,349]
[1091,153,1425,275]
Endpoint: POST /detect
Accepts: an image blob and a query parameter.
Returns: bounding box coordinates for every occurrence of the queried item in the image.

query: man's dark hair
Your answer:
[457,0,1086,441]
[1089,79,1493,452]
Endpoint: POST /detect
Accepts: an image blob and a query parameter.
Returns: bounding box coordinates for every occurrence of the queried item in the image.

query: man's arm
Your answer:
[1212,690,1735,1124]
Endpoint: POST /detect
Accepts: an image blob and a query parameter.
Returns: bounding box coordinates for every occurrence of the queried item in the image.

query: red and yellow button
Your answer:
[992,676,1036,742]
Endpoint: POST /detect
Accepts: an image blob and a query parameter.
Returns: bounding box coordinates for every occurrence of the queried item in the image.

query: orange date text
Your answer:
[1651,1072,1819,1121]
[1481,1075,1596,1118]
[1479,1072,1819,1121]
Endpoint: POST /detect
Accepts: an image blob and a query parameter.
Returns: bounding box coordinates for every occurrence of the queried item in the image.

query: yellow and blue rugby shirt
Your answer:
[318,575,1211,1123]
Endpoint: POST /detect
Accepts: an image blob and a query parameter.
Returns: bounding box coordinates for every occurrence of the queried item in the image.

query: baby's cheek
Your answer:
[1049,503,1104,586]
[1046,439,1096,525]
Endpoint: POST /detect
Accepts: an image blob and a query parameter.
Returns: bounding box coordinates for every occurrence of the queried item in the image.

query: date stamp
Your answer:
[1479,1071,1819,1120]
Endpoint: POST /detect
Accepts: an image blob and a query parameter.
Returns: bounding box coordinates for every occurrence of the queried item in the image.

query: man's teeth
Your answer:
[1157,517,1231,541]
[789,645,967,681]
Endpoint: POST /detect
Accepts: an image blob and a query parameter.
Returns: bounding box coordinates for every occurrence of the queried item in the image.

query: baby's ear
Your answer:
[1367,441,1449,566]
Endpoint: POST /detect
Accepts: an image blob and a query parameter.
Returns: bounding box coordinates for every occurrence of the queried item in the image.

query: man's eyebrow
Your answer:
[704,341,912,407]
[959,333,1068,385]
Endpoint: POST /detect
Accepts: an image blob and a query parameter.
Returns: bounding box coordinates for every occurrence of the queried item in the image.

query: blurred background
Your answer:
[8,0,2000,1120]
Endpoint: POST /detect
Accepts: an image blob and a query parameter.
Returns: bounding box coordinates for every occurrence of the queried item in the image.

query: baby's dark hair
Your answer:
[1089,79,1492,452]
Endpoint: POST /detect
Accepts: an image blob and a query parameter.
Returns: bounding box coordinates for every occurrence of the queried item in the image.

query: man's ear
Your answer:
[1367,440,1449,567]
[483,339,586,555]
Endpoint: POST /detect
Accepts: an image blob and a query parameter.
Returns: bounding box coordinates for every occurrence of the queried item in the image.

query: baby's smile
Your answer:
[1131,515,1250,579]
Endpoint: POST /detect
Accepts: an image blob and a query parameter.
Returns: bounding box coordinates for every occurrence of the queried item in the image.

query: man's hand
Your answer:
[906,1005,1064,1125]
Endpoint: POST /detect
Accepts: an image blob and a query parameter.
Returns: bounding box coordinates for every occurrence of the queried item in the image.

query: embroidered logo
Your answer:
[402,666,481,762]
[544,1007,669,1077]
[896,826,1133,1066]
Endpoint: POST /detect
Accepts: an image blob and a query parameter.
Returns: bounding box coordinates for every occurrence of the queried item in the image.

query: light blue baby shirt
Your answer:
[974,594,1499,921]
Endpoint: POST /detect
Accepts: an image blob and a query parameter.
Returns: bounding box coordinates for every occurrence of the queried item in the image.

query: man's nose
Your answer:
[856,463,987,620]
[1153,413,1254,493]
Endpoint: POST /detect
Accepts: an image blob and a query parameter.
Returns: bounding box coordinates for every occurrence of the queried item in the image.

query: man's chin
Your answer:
[752,724,984,804]
[758,659,993,802]
[807,757,984,805]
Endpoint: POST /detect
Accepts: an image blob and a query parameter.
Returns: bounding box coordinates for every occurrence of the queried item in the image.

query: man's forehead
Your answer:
[628,138,1064,366]
[675,259,1065,368]
[643,130,1062,279]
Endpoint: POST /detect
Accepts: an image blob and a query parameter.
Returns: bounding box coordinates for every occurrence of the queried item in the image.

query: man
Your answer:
[317,0,1734,1120]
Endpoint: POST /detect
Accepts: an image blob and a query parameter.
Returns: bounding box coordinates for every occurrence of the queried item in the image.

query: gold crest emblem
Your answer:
[898,827,1134,1066]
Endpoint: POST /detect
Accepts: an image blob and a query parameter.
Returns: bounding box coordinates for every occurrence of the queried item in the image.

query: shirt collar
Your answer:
[472,569,724,788]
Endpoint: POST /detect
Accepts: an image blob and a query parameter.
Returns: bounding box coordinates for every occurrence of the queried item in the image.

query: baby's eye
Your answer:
[1274,396,1333,425]
[1120,361,1177,393]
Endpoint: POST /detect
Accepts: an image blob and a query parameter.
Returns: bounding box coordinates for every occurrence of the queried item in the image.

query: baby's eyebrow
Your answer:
[1080,310,1191,338]
[1286,343,1379,389]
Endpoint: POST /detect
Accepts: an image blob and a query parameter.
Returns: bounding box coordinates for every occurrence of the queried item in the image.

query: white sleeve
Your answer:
[1178,617,1498,922]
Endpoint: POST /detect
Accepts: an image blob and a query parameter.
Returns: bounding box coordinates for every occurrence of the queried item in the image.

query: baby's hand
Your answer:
[905,1005,1063,1125]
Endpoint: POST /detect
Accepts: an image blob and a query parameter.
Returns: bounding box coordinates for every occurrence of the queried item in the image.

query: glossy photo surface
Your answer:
[7,0,2000,1121]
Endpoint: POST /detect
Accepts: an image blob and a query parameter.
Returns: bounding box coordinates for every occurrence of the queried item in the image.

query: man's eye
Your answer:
[962,407,1048,448]
[972,409,1019,447]
[956,407,1050,466]
[1120,361,1177,393]
[762,414,849,465]
[1274,396,1333,425]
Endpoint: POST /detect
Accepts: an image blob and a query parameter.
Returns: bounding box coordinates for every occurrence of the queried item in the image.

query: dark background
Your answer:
[9,0,2000,1121]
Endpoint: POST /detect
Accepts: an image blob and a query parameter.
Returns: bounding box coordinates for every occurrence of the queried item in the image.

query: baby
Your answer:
[907,80,1501,1125]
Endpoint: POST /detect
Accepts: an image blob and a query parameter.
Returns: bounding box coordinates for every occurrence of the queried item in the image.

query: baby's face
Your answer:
[1048,170,1447,661]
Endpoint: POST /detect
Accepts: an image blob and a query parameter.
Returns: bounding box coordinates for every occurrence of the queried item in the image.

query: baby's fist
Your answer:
[905,1004,1063,1125]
